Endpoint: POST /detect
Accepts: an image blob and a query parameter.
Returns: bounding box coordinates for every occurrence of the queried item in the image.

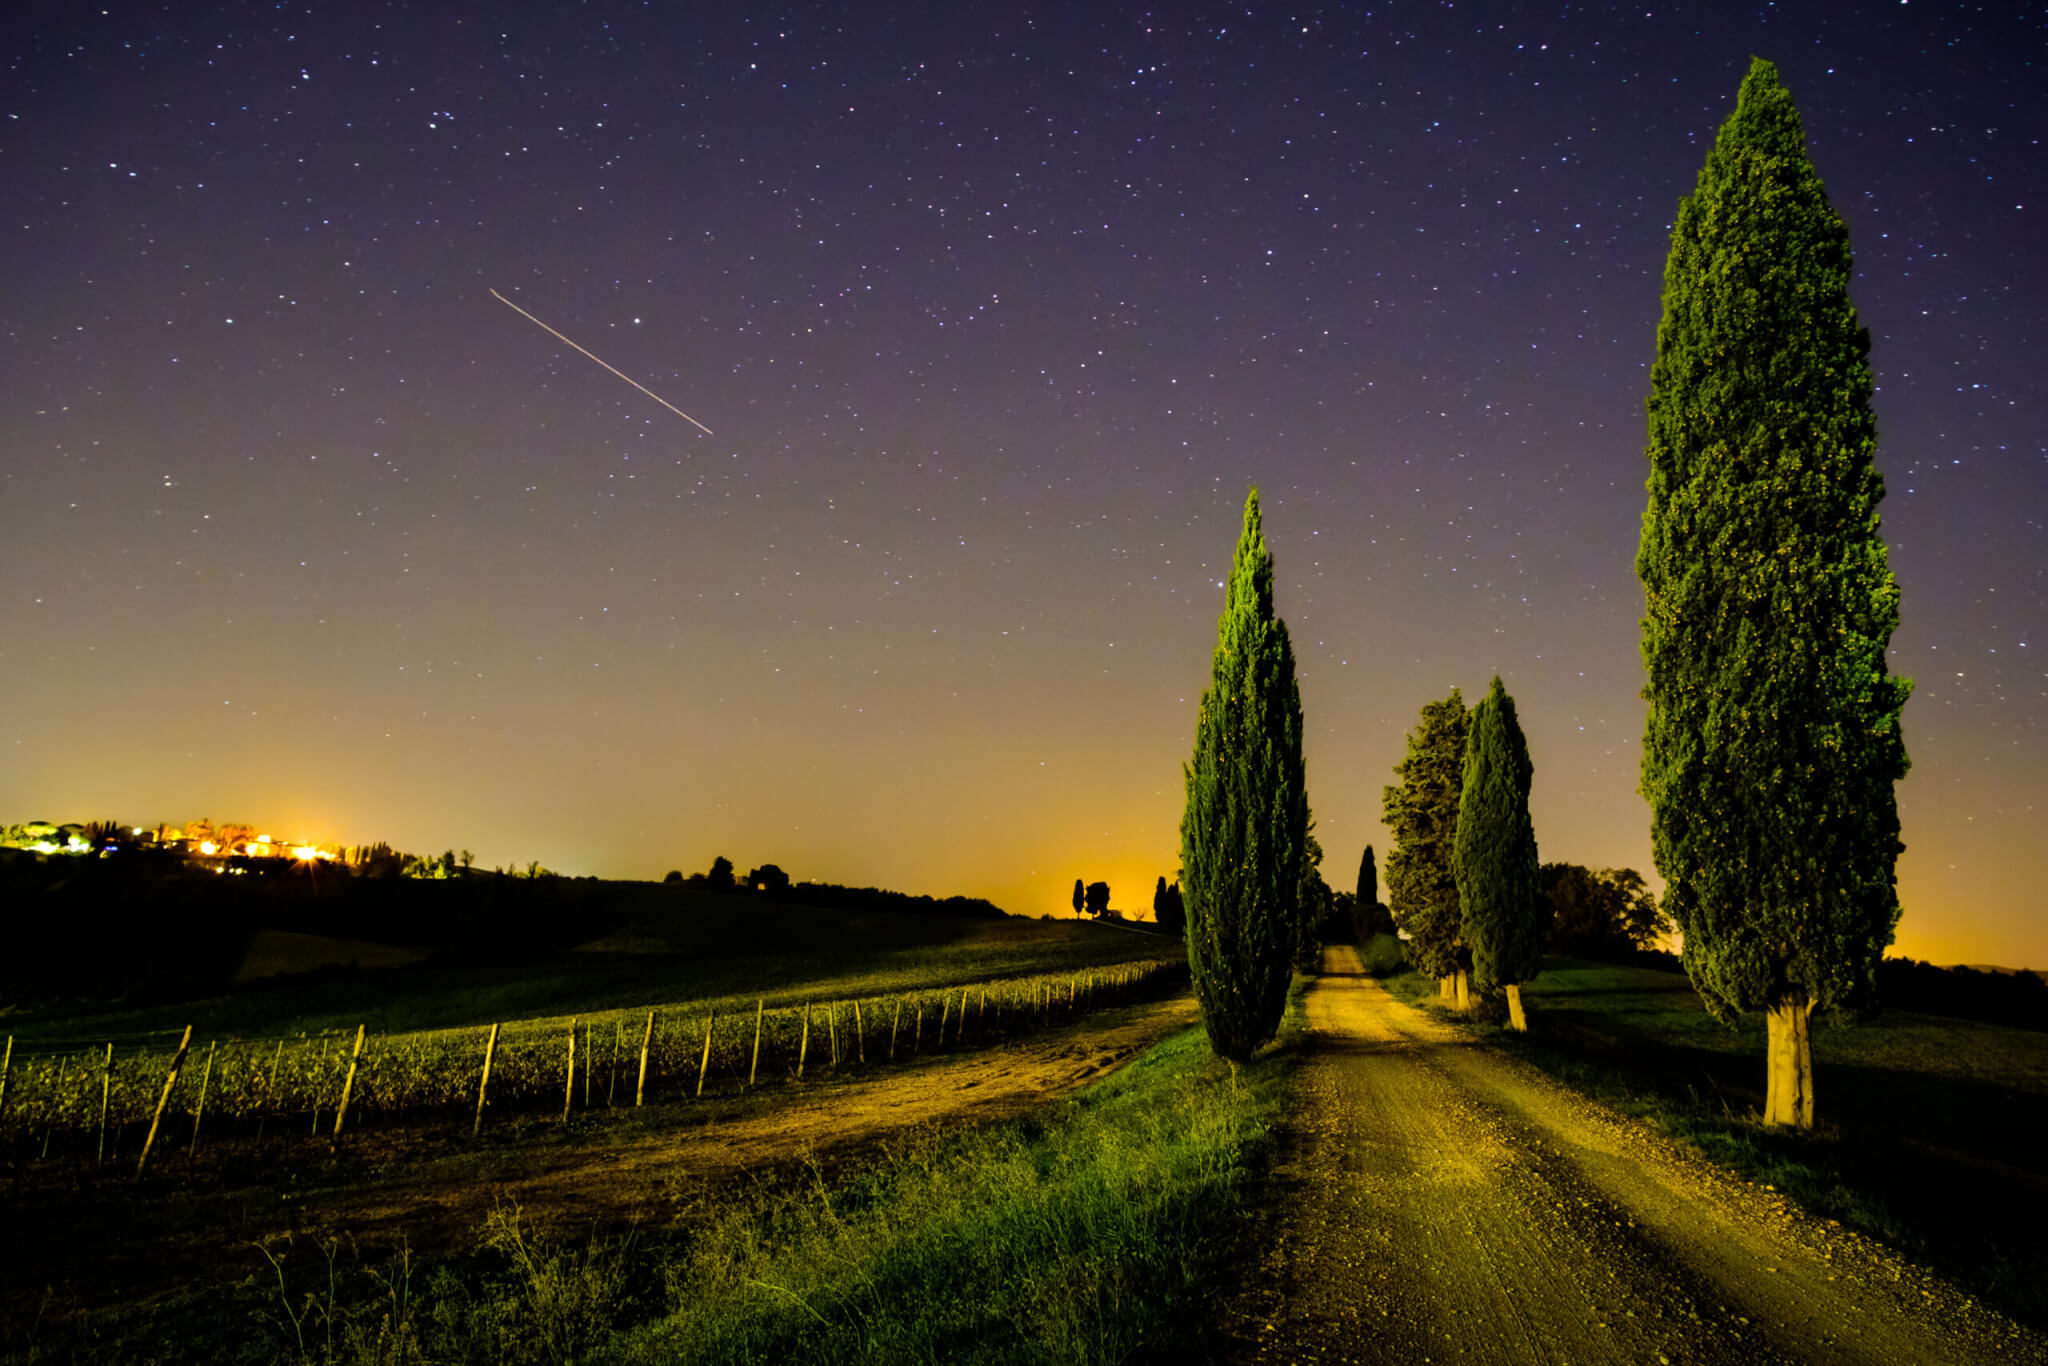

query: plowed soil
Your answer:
[1222,948,2046,1365]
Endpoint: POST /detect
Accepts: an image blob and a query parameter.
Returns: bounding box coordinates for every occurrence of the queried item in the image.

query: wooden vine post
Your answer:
[828,1003,840,1066]
[0,1035,12,1132]
[852,1000,866,1063]
[635,1010,655,1107]
[563,1018,578,1122]
[473,1023,500,1136]
[889,1000,902,1059]
[188,1039,217,1156]
[255,1038,284,1140]
[749,999,764,1087]
[798,1002,811,1079]
[96,1043,113,1167]
[584,1021,594,1109]
[312,1034,331,1136]
[136,1025,193,1180]
[332,1024,367,1139]
[609,1020,623,1106]
[40,1054,69,1161]
[695,1010,716,1098]
[957,988,969,1045]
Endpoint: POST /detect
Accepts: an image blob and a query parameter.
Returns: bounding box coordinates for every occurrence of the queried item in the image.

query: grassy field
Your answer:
[1384,957,2048,1326]
[2,990,1304,1366]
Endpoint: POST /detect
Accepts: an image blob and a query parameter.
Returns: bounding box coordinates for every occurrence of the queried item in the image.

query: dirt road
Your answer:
[1226,948,2046,1365]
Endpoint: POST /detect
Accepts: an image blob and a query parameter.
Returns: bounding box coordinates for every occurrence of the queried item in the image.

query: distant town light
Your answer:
[293,845,321,861]
[199,841,218,855]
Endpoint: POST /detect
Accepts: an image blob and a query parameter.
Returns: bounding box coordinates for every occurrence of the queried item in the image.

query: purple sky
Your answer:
[2,1,2041,966]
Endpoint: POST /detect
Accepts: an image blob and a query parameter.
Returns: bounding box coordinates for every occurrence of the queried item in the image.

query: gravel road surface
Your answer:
[1222,947,2045,1365]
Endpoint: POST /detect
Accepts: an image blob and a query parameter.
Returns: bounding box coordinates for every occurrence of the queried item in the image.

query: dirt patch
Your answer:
[1220,948,2047,1365]
[2,994,1199,1320]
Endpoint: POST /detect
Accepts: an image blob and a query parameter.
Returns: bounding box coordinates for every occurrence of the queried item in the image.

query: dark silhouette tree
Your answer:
[1640,58,1910,1128]
[1154,879,1187,937]
[1542,865,1669,957]
[1384,691,1471,1006]
[749,863,790,894]
[1454,677,1545,1030]
[1072,878,1085,918]
[1294,821,1330,972]
[1353,843,1395,939]
[1181,487,1307,1060]
[708,855,735,890]
[1084,880,1111,918]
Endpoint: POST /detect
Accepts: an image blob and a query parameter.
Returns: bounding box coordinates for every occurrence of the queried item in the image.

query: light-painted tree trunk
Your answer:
[1454,970,1472,1014]
[1504,984,1528,1032]
[1438,976,1453,1002]
[1764,992,1816,1128]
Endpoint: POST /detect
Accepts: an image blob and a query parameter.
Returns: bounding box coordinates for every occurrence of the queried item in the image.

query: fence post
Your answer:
[829,1003,840,1066]
[189,1040,217,1157]
[136,1025,193,1180]
[938,994,952,1050]
[853,1000,866,1064]
[96,1043,113,1167]
[696,1011,716,1097]
[312,1034,331,1136]
[609,1019,623,1106]
[798,1002,811,1079]
[41,1055,70,1161]
[889,1000,901,1059]
[749,999,764,1087]
[255,1038,285,1141]
[563,1018,578,1122]
[914,1000,924,1054]
[473,1023,500,1136]
[584,1021,593,1110]
[635,1010,655,1107]
[332,1024,367,1139]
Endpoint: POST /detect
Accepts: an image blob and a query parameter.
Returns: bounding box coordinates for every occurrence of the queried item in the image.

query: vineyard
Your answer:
[0,957,1183,1168]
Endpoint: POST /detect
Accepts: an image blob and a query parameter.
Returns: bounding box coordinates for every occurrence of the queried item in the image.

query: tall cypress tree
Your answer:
[1354,844,1392,937]
[1383,691,1471,1001]
[1181,487,1308,1060]
[1454,677,1545,1030]
[1640,58,1910,1128]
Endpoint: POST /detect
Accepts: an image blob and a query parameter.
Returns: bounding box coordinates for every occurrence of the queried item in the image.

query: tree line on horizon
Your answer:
[1173,59,1911,1130]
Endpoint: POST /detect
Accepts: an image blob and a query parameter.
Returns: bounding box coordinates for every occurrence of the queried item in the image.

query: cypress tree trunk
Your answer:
[1765,995,1815,1128]
[1504,984,1528,1032]
[1454,970,1471,1014]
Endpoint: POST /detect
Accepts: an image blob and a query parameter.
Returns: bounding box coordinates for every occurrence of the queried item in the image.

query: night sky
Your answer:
[3,3,2041,967]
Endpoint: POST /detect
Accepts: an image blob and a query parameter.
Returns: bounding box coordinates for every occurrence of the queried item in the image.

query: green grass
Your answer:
[4,991,1304,1365]
[1383,958,2048,1327]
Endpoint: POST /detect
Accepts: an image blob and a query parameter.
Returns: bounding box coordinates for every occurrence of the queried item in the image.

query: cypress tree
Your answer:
[1383,691,1471,1003]
[1181,487,1308,1060]
[1355,844,1393,937]
[1454,676,1544,1030]
[1640,58,1910,1128]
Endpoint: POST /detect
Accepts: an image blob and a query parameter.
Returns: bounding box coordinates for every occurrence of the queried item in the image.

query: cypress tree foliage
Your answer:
[1454,677,1545,1030]
[1640,58,1911,1129]
[1354,844,1394,937]
[1181,487,1308,1061]
[1383,691,1471,993]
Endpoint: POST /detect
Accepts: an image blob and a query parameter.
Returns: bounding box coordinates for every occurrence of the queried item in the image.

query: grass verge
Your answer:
[5,997,1302,1365]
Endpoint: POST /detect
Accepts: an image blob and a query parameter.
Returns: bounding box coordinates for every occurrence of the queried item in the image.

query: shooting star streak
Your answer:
[490,288,713,435]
